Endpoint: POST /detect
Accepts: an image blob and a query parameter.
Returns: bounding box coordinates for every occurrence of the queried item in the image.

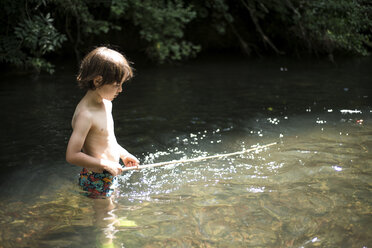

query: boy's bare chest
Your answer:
[91,110,114,136]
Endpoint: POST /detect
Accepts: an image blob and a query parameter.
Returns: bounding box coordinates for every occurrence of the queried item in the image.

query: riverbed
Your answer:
[0,55,371,247]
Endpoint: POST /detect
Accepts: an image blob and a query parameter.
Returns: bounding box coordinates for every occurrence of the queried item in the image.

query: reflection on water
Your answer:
[0,56,371,247]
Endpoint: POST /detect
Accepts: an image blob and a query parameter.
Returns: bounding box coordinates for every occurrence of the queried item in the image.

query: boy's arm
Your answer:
[117,144,139,167]
[66,111,123,176]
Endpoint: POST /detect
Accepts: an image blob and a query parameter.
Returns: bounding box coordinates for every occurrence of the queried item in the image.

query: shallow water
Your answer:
[0,56,371,247]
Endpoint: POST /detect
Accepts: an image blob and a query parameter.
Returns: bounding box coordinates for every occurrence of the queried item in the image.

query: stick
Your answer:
[122,142,277,172]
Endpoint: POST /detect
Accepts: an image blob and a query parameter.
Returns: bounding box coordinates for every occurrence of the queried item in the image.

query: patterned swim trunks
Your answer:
[78,168,117,198]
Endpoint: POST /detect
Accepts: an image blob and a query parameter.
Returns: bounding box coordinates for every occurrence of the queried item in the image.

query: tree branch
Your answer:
[240,0,284,55]
[228,22,252,56]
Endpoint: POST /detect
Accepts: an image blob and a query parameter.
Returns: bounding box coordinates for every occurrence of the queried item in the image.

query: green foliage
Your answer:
[111,0,130,18]
[0,0,371,74]
[296,0,371,56]
[203,0,234,34]
[111,0,201,63]
[14,13,65,56]
[207,0,371,57]
[51,0,116,36]
[14,13,66,73]
[0,36,23,65]
[0,1,66,74]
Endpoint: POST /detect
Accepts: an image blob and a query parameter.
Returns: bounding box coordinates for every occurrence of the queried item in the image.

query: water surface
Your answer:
[0,56,371,247]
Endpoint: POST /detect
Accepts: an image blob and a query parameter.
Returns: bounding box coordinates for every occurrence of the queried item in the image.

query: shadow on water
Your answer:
[0,55,371,247]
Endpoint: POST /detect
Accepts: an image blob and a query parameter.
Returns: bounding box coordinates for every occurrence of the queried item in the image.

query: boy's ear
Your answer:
[93,76,103,87]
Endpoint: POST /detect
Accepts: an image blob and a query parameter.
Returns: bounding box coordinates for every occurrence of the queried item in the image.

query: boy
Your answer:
[66,46,139,202]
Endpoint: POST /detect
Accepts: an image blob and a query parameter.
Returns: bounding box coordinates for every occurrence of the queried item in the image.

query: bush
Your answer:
[0,1,66,74]
[111,0,201,63]
[295,0,371,57]
[0,0,371,73]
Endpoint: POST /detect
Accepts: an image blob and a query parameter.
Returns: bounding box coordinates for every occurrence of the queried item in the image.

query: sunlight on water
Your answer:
[111,108,371,248]
[0,110,370,247]
[0,58,371,247]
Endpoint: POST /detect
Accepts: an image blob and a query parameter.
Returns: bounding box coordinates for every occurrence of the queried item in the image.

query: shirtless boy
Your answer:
[66,46,139,202]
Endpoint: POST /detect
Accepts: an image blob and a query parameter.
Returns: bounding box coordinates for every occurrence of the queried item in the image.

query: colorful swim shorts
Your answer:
[78,168,117,198]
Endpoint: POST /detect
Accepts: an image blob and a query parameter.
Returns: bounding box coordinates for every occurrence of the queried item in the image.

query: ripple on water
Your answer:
[110,115,371,247]
[1,110,371,247]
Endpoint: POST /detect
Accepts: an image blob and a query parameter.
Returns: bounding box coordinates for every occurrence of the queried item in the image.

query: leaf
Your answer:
[116,217,137,227]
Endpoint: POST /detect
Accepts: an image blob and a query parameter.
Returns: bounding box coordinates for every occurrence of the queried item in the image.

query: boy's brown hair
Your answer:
[77,47,133,90]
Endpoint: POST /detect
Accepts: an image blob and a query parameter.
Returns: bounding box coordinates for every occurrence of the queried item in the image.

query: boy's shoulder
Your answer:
[72,101,94,127]
[74,107,93,119]
[74,99,92,116]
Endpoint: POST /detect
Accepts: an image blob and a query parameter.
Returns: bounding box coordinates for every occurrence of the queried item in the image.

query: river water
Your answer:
[0,55,371,247]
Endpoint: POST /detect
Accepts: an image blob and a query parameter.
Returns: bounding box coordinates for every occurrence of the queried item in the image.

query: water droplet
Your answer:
[332,165,342,172]
[312,237,319,242]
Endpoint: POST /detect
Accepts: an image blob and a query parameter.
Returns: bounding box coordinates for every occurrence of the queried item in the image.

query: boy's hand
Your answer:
[101,159,123,176]
[122,154,140,168]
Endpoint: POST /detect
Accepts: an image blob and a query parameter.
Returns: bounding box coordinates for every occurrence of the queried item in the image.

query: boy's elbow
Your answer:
[66,152,75,165]
[66,154,72,164]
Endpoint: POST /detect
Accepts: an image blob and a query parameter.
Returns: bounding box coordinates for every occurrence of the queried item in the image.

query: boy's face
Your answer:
[96,81,124,101]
